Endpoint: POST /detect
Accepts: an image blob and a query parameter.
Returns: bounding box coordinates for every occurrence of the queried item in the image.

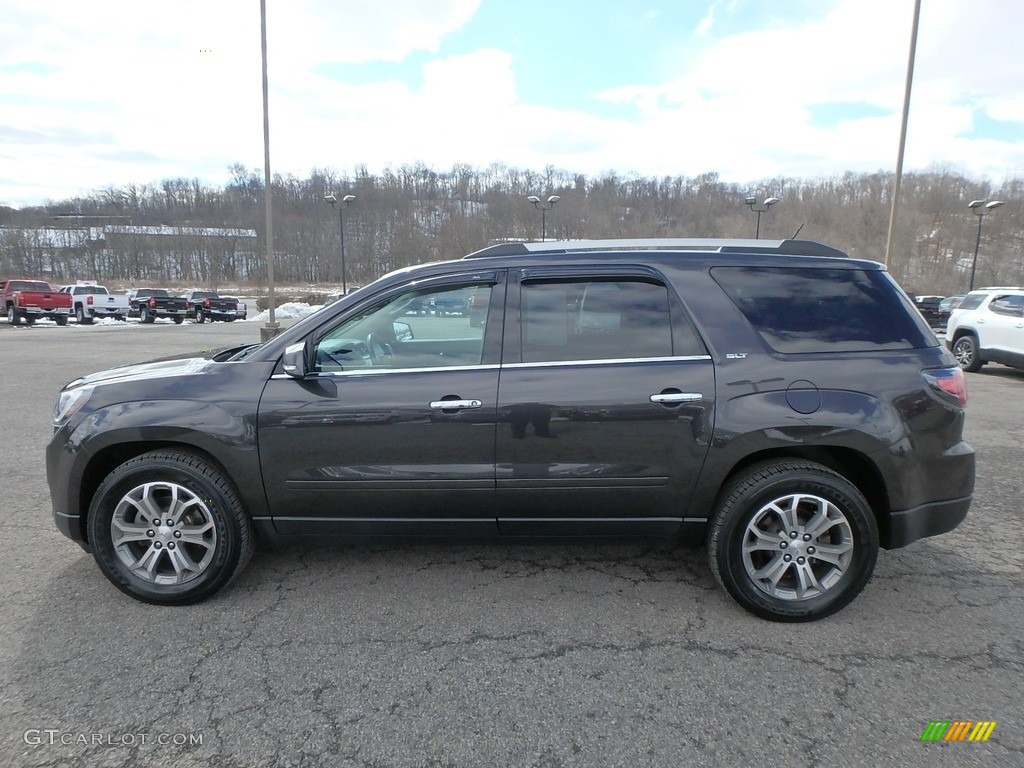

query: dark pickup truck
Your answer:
[181,290,239,323]
[2,278,73,325]
[127,288,189,324]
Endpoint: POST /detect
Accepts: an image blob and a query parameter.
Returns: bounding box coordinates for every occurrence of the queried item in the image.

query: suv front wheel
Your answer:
[87,450,254,605]
[708,460,879,622]
[952,335,984,372]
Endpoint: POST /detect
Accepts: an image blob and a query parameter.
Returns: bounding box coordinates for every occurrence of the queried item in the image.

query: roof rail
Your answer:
[463,238,848,259]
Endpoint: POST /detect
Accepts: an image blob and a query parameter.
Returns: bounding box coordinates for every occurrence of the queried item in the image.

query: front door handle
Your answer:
[650,392,702,404]
[429,399,482,410]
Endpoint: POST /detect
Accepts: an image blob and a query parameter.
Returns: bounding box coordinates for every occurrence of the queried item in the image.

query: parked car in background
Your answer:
[59,283,130,324]
[2,278,72,325]
[946,287,1024,372]
[432,288,470,316]
[219,296,248,320]
[126,288,189,324]
[912,294,945,328]
[468,289,489,327]
[47,238,974,623]
[936,294,965,328]
[181,290,240,323]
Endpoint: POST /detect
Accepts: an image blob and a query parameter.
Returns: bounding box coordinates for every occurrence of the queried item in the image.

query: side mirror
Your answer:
[282,342,308,378]
[393,320,413,342]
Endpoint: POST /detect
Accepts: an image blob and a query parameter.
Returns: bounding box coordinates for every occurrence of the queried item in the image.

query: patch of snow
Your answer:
[246,302,325,323]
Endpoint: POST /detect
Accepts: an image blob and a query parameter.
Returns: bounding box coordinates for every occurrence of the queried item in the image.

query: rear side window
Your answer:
[520,279,676,362]
[712,267,932,353]
[989,295,1024,317]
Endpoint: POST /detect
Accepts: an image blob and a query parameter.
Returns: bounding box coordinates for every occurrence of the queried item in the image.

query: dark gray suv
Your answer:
[47,239,974,621]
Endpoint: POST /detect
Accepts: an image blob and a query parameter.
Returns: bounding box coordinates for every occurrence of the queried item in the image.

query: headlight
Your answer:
[52,386,93,427]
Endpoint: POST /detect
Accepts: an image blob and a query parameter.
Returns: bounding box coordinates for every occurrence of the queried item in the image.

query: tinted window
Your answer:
[9,280,51,292]
[712,267,932,353]
[520,279,675,362]
[956,292,988,311]
[989,295,1024,317]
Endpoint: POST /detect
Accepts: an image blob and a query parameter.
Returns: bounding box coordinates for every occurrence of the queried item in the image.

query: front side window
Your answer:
[520,279,674,362]
[314,283,493,372]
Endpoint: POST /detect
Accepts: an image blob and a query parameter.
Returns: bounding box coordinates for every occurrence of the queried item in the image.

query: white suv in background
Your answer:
[946,287,1024,372]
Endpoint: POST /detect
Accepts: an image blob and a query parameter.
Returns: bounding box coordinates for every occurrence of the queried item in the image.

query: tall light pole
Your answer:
[883,0,921,267]
[527,195,560,241]
[967,199,1004,291]
[259,0,280,341]
[745,196,780,239]
[325,193,355,294]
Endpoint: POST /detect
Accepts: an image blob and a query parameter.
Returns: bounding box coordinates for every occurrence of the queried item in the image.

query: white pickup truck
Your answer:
[59,283,131,324]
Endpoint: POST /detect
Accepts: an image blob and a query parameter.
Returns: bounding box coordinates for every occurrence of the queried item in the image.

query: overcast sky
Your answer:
[2,0,1022,208]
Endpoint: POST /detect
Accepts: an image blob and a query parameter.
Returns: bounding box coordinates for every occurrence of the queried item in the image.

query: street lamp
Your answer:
[325,193,356,294]
[527,195,560,241]
[744,196,780,239]
[967,199,1004,291]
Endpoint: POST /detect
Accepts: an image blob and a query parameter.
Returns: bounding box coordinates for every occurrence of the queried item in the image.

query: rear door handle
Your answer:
[650,392,702,404]
[429,399,482,410]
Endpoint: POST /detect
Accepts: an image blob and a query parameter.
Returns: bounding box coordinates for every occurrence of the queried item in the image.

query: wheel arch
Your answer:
[76,441,244,545]
[707,446,893,546]
[949,326,978,345]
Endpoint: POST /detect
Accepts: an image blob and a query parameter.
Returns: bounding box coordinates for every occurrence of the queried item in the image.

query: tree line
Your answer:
[0,162,1020,295]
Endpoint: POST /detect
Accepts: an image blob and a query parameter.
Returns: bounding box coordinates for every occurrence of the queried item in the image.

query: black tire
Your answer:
[952,335,983,372]
[708,459,878,622]
[7,305,20,325]
[173,316,184,324]
[87,450,254,605]
[140,307,154,324]
[76,306,94,325]
[55,315,68,326]
[195,308,206,324]
[23,315,35,326]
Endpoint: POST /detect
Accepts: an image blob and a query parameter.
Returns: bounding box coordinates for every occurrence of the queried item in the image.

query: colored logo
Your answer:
[921,721,996,742]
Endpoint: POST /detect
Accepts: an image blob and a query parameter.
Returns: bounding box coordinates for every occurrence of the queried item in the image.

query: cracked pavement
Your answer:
[1,321,1021,767]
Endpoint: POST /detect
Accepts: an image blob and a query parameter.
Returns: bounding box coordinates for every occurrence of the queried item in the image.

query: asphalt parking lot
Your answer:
[1,319,1022,767]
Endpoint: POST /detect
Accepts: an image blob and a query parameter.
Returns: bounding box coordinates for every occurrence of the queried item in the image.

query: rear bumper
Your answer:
[884,495,972,549]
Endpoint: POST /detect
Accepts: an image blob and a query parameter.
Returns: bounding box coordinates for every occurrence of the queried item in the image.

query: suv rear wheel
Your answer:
[87,450,254,605]
[952,335,984,372]
[708,460,878,622]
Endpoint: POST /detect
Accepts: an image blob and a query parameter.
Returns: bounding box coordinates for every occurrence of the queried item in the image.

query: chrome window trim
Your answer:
[271,356,710,379]
[505,355,711,368]
[271,363,500,380]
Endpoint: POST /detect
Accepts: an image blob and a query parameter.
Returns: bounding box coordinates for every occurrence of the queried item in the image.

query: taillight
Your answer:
[923,368,967,406]
[148,297,157,308]
[86,295,93,305]
[203,299,211,308]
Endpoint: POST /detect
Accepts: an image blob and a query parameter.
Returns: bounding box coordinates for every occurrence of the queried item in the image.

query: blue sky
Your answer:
[1,0,1022,208]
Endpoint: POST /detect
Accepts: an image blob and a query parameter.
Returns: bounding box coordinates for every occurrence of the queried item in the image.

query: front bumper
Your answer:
[53,509,90,551]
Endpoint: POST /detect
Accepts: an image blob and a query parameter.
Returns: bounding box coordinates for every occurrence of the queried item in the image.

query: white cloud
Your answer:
[2,0,1023,207]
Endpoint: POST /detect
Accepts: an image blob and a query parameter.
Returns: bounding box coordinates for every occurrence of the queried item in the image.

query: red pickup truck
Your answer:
[2,279,73,326]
